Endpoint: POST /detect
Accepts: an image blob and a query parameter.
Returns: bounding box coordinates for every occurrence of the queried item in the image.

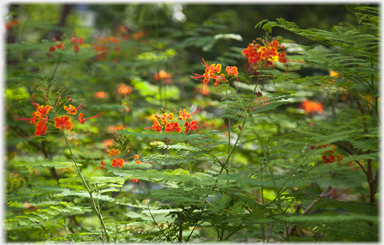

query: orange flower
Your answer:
[112,158,124,168]
[135,161,142,164]
[184,120,198,134]
[64,105,77,115]
[179,109,191,121]
[95,91,107,98]
[191,58,222,85]
[165,122,181,133]
[161,113,174,124]
[103,139,114,148]
[134,155,139,160]
[117,83,132,95]
[108,148,120,157]
[54,116,72,130]
[154,70,172,84]
[151,119,163,132]
[226,66,238,76]
[54,42,64,50]
[194,84,210,95]
[35,105,51,117]
[299,100,323,115]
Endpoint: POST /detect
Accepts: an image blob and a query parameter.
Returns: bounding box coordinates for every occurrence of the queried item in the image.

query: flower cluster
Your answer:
[242,37,286,71]
[10,71,103,138]
[70,32,84,53]
[147,107,200,134]
[49,32,84,54]
[98,135,142,170]
[321,143,344,164]
[191,58,238,86]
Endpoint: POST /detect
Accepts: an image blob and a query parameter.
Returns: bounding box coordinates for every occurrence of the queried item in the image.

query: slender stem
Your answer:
[62,131,109,242]
[147,203,173,243]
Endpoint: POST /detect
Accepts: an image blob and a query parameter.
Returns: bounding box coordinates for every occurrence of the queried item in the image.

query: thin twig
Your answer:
[336,143,367,175]
[147,203,173,243]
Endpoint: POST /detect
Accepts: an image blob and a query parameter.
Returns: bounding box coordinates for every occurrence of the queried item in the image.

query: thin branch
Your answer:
[147,203,173,243]
[336,143,368,175]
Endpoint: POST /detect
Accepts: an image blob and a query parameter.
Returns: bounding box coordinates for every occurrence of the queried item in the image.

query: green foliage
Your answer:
[5,4,378,243]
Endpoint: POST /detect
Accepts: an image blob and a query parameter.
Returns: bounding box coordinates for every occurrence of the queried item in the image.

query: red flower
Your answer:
[35,121,47,136]
[161,113,174,124]
[36,105,51,117]
[74,45,79,53]
[70,37,78,44]
[112,158,124,168]
[100,160,105,170]
[184,120,198,134]
[322,154,335,164]
[165,122,181,133]
[225,66,239,76]
[151,119,163,132]
[64,105,77,115]
[179,109,191,120]
[54,116,72,130]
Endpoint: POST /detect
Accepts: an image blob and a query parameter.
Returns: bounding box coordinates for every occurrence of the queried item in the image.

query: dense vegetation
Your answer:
[4,3,379,242]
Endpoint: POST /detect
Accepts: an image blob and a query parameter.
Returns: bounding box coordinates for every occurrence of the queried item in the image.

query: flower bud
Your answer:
[69,98,72,102]
[45,98,48,101]
[62,86,65,89]
[46,88,49,91]
[58,102,62,106]
[66,95,70,98]
[58,96,61,99]
[43,94,46,97]
[57,92,60,95]
[63,89,65,92]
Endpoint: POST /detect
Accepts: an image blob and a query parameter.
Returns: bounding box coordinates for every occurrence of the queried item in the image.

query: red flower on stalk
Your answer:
[54,116,72,130]
[112,158,124,168]
[184,120,198,134]
[165,122,181,133]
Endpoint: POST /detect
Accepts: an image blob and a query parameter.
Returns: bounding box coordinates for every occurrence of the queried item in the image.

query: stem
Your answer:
[62,131,109,242]
[268,166,283,213]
